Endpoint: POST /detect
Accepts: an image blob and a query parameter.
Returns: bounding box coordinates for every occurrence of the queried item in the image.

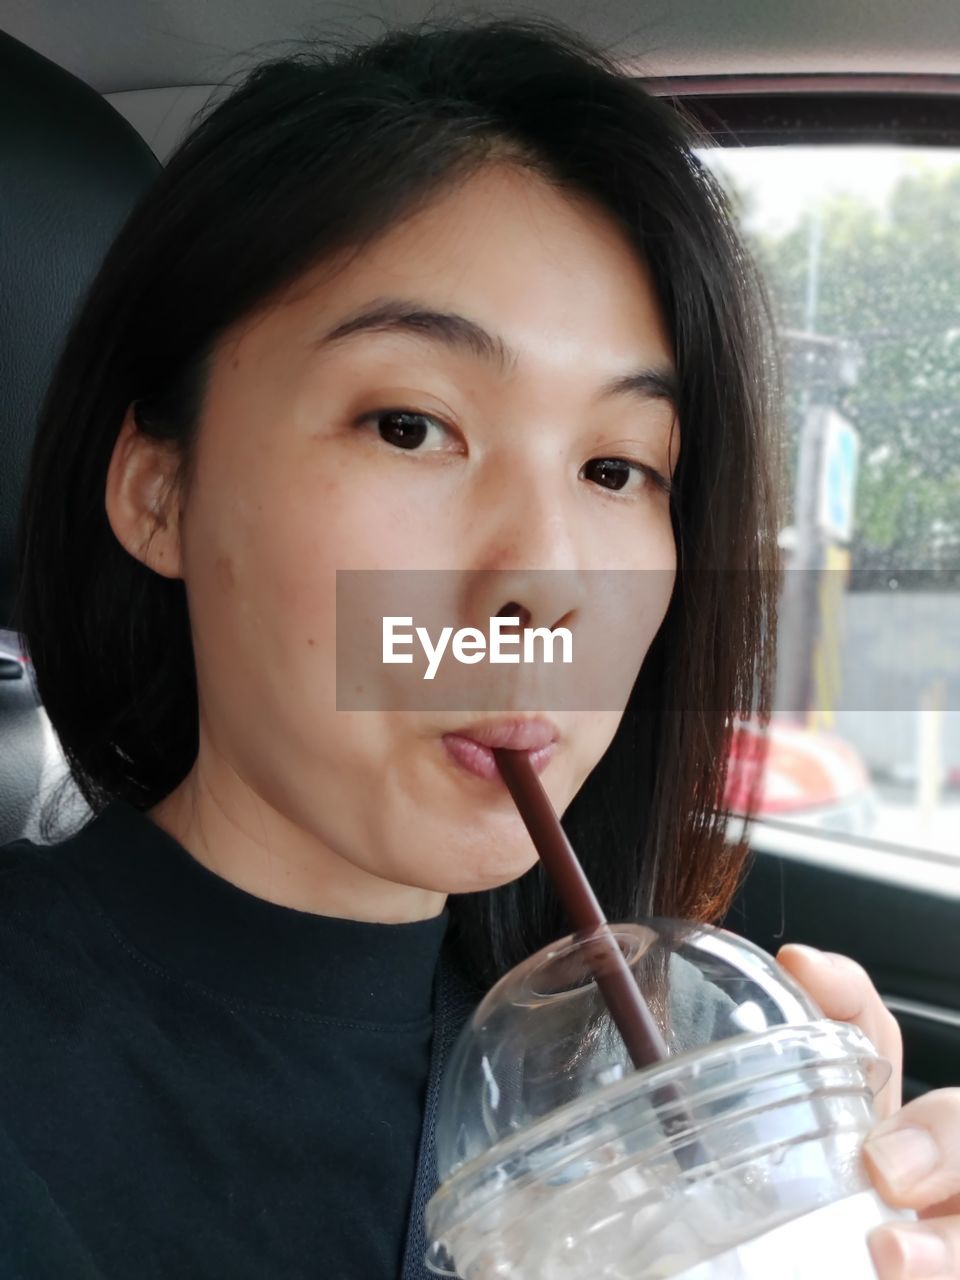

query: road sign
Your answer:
[817,409,860,543]
[808,544,851,733]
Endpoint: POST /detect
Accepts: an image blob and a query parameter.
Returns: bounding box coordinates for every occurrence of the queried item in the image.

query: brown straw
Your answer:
[493,746,710,1174]
[493,746,670,1071]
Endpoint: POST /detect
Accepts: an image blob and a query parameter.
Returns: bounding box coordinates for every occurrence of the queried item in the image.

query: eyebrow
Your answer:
[313,297,678,407]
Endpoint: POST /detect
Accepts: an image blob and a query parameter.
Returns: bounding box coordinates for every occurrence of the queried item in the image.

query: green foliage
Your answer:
[746,165,960,573]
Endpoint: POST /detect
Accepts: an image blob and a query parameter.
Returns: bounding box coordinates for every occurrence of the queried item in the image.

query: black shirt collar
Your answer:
[57,799,449,1023]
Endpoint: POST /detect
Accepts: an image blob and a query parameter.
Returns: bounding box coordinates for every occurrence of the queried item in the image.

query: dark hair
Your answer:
[15,16,781,991]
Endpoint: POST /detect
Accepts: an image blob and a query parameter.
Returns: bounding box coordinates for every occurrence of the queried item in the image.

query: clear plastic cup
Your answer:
[425,920,912,1278]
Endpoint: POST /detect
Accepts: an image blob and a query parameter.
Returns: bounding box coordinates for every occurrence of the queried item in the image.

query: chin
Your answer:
[426,856,540,897]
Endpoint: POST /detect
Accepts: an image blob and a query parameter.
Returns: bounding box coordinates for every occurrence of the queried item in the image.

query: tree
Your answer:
[745,166,960,579]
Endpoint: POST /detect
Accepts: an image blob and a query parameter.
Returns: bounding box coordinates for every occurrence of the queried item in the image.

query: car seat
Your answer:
[0,28,160,844]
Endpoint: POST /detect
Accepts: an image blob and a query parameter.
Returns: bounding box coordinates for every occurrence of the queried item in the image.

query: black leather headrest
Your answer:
[0,28,161,628]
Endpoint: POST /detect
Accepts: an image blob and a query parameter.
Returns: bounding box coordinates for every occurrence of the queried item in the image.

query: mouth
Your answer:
[441,715,560,782]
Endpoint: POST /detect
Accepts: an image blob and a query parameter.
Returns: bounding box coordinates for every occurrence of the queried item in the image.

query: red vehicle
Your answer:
[725,719,878,838]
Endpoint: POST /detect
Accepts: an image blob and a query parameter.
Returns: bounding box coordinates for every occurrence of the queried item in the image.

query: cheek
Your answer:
[246,465,407,617]
[643,505,678,577]
[209,467,452,732]
[569,555,674,719]
[624,511,677,658]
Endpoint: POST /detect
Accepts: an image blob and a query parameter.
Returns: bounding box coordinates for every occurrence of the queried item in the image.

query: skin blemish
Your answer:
[214,554,236,589]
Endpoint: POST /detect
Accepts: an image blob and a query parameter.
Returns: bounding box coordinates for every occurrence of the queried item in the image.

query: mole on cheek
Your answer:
[214,554,236,589]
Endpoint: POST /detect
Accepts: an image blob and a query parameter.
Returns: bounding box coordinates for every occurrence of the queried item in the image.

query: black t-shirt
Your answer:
[0,799,451,1280]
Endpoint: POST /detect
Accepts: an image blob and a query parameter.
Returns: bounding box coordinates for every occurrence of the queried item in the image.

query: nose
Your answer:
[463,455,588,639]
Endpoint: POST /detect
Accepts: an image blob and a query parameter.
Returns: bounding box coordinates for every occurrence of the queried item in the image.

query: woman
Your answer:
[5,17,958,1280]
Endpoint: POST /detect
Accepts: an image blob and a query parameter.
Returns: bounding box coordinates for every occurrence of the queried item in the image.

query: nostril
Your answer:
[496,601,530,627]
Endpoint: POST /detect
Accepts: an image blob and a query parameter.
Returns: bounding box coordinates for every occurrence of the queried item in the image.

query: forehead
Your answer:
[274,163,675,369]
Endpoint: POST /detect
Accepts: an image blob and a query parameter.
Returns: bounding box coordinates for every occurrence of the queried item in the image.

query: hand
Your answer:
[779,944,960,1279]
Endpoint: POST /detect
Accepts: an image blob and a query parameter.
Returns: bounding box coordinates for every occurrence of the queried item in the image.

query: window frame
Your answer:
[643,73,960,147]
[644,75,960,872]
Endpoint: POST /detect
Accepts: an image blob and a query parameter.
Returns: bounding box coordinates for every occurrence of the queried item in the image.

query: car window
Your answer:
[0,627,24,661]
[703,142,960,863]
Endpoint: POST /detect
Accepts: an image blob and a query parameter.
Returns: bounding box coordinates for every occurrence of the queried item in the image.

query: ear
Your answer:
[105,405,184,579]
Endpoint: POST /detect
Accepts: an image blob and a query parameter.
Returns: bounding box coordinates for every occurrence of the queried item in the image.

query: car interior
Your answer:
[1,0,957,1102]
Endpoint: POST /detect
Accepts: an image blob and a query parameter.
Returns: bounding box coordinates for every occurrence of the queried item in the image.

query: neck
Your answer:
[147,766,446,925]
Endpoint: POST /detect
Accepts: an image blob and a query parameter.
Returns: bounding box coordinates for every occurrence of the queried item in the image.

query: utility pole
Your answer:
[776,209,861,723]
[778,210,825,721]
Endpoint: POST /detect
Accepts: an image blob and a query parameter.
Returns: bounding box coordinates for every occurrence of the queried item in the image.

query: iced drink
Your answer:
[425,921,911,1279]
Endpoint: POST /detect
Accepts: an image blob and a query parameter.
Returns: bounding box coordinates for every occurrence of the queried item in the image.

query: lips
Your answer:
[441,716,559,781]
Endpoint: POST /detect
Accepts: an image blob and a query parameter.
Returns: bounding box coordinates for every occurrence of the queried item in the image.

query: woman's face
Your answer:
[108,163,680,919]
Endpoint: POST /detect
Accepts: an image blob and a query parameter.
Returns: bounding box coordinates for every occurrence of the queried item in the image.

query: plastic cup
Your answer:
[425,919,913,1279]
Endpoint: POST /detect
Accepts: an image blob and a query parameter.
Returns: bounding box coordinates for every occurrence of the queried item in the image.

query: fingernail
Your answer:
[782,944,825,963]
[782,943,841,969]
[870,1226,949,1276]
[864,1126,940,1192]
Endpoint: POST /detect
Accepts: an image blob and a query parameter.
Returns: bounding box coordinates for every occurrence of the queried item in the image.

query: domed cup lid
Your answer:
[435,919,891,1185]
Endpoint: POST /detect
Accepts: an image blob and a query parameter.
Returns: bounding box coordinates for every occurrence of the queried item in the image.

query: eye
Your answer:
[580,456,672,496]
[355,408,454,452]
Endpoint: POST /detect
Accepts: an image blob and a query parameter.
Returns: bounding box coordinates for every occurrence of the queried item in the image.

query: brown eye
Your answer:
[375,410,431,449]
[582,457,635,491]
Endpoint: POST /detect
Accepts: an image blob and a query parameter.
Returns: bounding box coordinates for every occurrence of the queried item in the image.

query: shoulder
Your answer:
[0,824,90,916]
[0,814,137,1056]
[0,831,66,907]
[0,817,109,990]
